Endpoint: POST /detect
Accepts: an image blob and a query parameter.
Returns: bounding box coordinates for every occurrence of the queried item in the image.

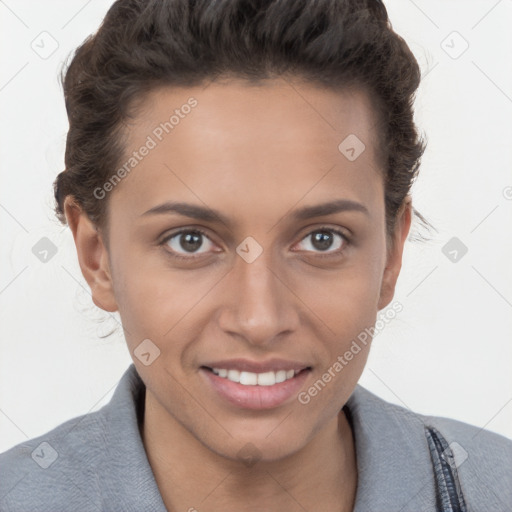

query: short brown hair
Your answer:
[53,0,432,245]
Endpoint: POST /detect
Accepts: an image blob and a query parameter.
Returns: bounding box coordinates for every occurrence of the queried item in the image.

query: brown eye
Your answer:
[294,227,349,258]
[161,229,215,259]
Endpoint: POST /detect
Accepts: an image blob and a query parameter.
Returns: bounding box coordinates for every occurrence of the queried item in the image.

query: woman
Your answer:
[1,0,510,511]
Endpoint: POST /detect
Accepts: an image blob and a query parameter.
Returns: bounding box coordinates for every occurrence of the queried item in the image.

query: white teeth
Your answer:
[275,370,287,383]
[227,369,240,382]
[239,371,258,385]
[211,367,301,386]
[257,371,276,386]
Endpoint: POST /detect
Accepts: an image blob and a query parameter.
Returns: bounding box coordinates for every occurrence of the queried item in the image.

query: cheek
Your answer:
[338,267,382,328]
[301,250,385,338]
[111,251,218,353]
[294,262,383,422]
[305,271,379,389]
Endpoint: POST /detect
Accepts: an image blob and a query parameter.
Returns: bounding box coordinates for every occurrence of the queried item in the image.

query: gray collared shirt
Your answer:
[1,364,511,511]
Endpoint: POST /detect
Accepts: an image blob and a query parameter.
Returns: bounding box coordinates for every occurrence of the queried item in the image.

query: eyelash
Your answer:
[159,226,351,261]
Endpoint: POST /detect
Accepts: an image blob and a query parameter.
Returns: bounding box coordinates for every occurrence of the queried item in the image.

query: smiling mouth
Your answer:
[201,366,312,386]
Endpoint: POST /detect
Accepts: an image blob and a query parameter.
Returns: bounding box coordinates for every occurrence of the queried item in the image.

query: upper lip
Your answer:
[201,358,312,373]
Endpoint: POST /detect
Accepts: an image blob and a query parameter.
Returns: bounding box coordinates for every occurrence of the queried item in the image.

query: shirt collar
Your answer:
[102,364,436,511]
[346,384,437,510]
[100,364,167,511]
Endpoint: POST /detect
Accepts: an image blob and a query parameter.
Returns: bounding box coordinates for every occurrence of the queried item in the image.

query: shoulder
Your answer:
[421,409,512,506]
[348,385,512,510]
[0,365,165,512]
[423,408,512,460]
[0,409,107,512]
[350,384,512,458]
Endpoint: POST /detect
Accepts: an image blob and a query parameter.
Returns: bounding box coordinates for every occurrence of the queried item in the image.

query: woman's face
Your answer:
[71,78,410,462]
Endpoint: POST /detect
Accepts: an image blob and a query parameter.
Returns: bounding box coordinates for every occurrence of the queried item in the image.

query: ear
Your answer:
[63,196,119,312]
[377,196,412,310]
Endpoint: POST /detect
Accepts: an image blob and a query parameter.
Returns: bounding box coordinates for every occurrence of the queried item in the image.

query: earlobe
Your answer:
[63,197,119,313]
[377,197,412,310]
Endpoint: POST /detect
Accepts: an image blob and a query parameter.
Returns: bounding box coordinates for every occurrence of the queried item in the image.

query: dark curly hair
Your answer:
[53,0,432,247]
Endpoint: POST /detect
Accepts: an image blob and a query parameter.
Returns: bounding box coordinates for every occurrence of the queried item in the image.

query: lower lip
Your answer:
[200,367,312,410]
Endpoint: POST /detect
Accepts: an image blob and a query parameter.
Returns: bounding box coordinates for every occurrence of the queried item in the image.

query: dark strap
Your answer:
[425,426,468,512]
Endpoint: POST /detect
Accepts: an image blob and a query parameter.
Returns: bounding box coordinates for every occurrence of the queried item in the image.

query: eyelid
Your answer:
[159,225,351,260]
[159,227,218,260]
[292,225,350,258]
[297,224,351,242]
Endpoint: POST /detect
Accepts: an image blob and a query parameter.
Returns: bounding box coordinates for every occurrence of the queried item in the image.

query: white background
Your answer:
[1,0,511,454]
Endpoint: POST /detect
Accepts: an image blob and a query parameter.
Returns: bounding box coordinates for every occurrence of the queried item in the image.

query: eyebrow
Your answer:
[141,199,369,227]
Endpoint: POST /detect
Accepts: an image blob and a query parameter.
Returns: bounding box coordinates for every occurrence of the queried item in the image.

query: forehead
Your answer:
[109,78,384,226]
[129,77,382,161]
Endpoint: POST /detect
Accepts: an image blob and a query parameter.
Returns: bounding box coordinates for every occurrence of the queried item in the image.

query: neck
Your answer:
[140,389,357,512]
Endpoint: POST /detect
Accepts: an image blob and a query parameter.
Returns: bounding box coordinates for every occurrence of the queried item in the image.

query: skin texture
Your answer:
[64,77,412,512]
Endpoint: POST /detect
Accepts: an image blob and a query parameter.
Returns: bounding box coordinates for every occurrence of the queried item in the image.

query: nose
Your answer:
[217,245,300,347]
